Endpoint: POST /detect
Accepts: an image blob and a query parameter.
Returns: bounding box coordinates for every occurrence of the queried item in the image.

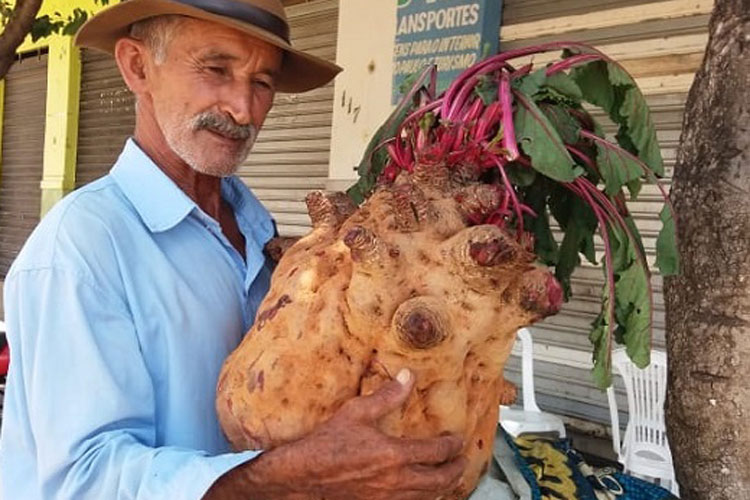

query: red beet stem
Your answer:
[499,73,520,161]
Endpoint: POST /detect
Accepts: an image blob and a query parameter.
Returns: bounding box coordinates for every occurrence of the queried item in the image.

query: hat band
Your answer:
[176,0,290,42]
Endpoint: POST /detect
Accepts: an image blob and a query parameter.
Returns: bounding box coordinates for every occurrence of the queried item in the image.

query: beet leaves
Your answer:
[347,42,679,389]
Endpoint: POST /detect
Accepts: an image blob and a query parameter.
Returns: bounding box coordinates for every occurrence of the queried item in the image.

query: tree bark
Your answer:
[0,0,44,79]
[665,0,750,498]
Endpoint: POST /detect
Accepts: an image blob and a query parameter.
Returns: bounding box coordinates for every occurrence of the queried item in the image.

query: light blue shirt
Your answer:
[0,139,276,499]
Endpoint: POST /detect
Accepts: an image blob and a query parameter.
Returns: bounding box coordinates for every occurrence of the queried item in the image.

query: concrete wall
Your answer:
[327,0,397,190]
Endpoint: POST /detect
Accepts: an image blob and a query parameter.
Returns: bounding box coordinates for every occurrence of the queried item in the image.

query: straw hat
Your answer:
[75,0,342,93]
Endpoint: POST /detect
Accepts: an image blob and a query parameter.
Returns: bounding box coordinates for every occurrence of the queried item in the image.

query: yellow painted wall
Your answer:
[39,35,82,215]
[2,0,117,214]
[0,79,4,181]
[15,0,112,53]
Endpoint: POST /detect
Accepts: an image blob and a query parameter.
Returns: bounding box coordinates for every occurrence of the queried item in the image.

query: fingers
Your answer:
[394,434,464,466]
[337,368,414,423]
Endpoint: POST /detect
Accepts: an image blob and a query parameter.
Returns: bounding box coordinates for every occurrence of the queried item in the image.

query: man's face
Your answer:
[144,18,282,177]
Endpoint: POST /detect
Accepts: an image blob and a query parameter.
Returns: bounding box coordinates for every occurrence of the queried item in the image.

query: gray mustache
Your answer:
[192,112,256,141]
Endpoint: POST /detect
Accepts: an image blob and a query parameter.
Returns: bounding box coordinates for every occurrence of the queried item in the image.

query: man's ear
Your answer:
[114,37,151,95]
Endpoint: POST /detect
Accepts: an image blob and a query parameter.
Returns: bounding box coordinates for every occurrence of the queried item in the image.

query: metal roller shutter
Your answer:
[498,0,710,427]
[503,0,658,24]
[0,53,48,277]
[239,0,338,237]
[76,49,135,188]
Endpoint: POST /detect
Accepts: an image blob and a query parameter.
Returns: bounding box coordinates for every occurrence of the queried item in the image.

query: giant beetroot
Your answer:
[217,167,563,497]
[217,43,678,499]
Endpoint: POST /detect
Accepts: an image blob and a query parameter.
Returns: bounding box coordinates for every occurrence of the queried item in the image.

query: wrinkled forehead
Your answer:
[167,16,283,63]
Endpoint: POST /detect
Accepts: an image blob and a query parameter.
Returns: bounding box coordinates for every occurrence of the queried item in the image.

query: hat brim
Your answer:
[74,0,342,93]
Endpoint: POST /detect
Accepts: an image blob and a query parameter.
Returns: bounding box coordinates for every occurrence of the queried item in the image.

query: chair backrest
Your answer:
[0,345,9,376]
[517,328,541,413]
[0,320,7,376]
[611,349,669,451]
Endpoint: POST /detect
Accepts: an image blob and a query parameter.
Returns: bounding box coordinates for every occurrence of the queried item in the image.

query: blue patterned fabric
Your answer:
[502,430,677,500]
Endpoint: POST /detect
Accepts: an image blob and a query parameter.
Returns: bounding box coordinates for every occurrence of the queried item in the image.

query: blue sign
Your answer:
[392,0,503,103]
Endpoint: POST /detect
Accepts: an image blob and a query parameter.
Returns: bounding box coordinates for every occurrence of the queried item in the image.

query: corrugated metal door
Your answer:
[0,53,48,277]
[239,0,338,236]
[76,49,135,188]
[498,0,710,426]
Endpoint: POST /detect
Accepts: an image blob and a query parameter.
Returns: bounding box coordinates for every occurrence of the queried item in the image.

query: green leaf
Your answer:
[623,213,647,261]
[515,68,582,107]
[572,60,664,177]
[418,112,436,136]
[531,208,558,266]
[626,177,642,199]
[346,172,374,205]
[545,72,583,101]
[656,204,679,275]
[592,222,653,388]
[589,134,643,196]
[608,63,664,176]
[591,115,606,139]
[615,78,664,175]
[611,231,651,366]
[588,132,679,277]
[555,230,580,300]
[538,103,581,145]
[62,8,89,36]
[30,16,63,41]
[398,72,420,96]
[552,196,598,299]
[474,75,498,105]
[616,262,651,368]
[0,1,14,23]
[590,308,613,389]
[581,231,596,264]
[522,179,558,266]
[548,187,571,229]
[514,68,546,96]
[505,163,537,187]
[513,89,582,183]
[608,225,628,270]
[571,61,616,113]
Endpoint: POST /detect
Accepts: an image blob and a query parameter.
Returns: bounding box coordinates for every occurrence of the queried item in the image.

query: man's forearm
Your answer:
[203,459,267,500]
[203,448,310,500]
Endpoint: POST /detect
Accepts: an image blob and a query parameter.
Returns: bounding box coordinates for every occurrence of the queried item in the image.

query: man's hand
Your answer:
[205,369,467,500]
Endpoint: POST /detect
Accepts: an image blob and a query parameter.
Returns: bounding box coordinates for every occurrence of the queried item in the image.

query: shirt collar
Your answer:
[110,139,196,233]
[110,139,275,244]
[221,175,276,246]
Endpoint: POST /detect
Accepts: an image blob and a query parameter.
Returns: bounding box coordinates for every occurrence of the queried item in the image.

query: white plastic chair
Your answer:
[499,328,566,438]
[607,348,679,496]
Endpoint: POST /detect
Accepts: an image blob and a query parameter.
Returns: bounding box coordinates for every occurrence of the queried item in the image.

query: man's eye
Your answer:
[253,79,274,90]
[207,66,228,76]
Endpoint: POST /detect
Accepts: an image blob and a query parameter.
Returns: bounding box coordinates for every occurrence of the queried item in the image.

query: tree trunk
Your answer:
[0,0,44,79]
[665,0,750,498]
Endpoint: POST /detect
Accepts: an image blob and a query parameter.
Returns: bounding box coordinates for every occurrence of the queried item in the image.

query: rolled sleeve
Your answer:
[0,266,258,500]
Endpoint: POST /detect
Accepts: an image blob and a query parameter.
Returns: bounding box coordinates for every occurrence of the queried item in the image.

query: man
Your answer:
[0,1,466,499]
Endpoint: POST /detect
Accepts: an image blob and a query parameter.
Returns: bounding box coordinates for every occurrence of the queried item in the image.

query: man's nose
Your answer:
[219,81,254,126]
